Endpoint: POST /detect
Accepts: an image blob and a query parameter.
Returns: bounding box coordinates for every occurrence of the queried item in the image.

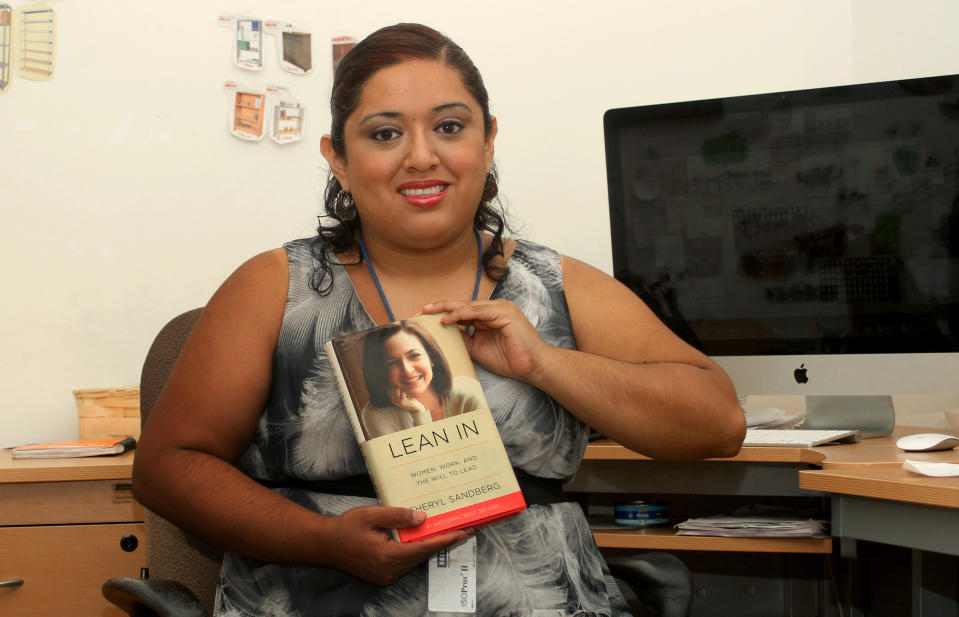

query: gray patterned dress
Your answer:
[214,237,632,617]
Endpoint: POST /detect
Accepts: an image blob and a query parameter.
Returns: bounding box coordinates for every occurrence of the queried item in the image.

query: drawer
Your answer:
[0,480,143,525]
[0,523,146,616]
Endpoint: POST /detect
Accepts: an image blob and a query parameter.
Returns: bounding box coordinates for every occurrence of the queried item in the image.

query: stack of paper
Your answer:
[675,506,827,538]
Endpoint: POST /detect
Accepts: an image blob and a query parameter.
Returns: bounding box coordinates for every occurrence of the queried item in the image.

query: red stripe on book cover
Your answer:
[397,491,527,543]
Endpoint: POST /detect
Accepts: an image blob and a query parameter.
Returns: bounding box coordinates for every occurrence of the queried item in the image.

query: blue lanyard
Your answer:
[357,227,483,322]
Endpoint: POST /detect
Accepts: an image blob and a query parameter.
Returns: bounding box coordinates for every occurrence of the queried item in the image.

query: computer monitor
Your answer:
[604,74,959,427]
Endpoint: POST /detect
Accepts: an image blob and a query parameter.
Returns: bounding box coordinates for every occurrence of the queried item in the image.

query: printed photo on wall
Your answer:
[268,21,311,75]
[331,35,356,73]
[218,14,263,71]
[224,81,266,141]
[0,4,11,93]
[266,85,304,144]
[13,3,56,82]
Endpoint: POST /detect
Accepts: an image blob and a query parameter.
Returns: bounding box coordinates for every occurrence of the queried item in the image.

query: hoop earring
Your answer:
[481,172,498,203]
[334,190,356,221]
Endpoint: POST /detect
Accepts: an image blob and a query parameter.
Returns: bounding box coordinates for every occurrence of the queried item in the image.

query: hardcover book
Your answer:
[325,313,525,542]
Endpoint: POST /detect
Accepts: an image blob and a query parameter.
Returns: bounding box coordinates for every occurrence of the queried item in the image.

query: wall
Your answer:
[1,0,957,447]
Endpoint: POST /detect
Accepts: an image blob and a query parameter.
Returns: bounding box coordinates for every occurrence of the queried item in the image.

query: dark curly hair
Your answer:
[310,23,509,294]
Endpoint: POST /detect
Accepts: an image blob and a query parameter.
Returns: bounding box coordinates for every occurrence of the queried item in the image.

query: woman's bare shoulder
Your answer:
[231,247,289,288]
[207,248,289,317]
[186,247,290,363]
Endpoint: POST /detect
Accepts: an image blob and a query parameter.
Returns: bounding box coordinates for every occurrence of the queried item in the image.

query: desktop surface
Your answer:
[0,448,136,483]
[584,425,959,467]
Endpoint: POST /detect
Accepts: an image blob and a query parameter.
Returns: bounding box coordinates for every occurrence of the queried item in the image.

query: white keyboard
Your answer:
[743,428,862,447]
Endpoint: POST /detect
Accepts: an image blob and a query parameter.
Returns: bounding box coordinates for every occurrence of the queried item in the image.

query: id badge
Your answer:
[428,536,476,613]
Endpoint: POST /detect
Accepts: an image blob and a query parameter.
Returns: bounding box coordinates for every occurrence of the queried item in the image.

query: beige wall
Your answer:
[2,0,957,446]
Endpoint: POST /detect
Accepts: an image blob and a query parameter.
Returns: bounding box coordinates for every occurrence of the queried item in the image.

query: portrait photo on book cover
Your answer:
[329,315,488,441]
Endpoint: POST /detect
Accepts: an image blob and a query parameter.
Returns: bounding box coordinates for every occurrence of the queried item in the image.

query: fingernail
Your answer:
[412,510,427,524]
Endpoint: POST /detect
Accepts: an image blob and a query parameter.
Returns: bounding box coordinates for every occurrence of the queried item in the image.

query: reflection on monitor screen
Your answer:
[605,74,959,402]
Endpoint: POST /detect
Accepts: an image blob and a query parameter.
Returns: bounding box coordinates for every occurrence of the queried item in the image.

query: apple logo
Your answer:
[794,363,809,384]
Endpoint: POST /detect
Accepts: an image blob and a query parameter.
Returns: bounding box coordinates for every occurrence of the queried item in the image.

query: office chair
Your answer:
[102,308,219,617]
[103,308,693,617]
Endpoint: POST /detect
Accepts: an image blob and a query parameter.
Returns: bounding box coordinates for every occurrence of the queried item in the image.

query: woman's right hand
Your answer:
[325,506,470,585]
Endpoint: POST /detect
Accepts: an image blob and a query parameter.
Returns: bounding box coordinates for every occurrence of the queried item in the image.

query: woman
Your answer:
[360,320,485,438]
[133,23,745,616]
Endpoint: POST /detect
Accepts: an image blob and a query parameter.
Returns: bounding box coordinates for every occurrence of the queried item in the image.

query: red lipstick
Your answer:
[397,180,448,207]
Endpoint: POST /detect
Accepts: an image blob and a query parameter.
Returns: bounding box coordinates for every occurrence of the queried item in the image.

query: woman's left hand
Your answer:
[422,300,551,382]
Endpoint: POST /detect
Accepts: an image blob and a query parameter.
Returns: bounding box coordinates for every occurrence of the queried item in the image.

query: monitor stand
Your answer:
[803,395,895,439]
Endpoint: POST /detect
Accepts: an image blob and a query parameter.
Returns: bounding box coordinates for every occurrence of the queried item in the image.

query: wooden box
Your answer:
[74,387,141,439]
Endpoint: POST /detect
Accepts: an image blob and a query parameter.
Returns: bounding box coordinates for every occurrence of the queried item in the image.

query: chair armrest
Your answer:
[102,577,208,617]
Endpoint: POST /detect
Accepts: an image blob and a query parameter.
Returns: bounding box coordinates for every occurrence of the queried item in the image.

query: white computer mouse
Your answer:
[895,433,959,452]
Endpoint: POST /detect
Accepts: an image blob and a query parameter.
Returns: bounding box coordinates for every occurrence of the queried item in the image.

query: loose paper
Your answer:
[903,460,959,477]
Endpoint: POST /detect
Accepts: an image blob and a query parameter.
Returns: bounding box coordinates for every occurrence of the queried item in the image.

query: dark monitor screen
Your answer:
[604,74,959,356]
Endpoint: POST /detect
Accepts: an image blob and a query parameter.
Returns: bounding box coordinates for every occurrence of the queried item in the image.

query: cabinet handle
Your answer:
[0,578,24,588]
[120,534,139,552]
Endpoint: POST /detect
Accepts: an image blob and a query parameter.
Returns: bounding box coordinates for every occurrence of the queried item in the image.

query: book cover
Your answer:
[12,436,136,459]
[325,313,526,542]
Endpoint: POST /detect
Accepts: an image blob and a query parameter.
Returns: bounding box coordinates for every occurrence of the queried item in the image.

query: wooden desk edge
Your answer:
[592,528,833,554]
[799,468,959,509]
[584,440,827,465]
[0,450,136,483]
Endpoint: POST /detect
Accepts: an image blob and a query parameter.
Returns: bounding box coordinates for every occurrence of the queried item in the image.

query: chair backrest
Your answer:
[139,308,222,616]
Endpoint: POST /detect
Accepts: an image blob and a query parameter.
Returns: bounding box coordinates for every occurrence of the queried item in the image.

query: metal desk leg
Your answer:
[913,549,959,617]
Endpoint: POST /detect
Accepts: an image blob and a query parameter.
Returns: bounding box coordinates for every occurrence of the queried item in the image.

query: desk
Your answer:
[796,425,959,556]
[799,437,959,617]
[567,426,959,555]
[577,426,959,617]
[803,465,959,552]
[0,450,145,617]
[3,430,953,616]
